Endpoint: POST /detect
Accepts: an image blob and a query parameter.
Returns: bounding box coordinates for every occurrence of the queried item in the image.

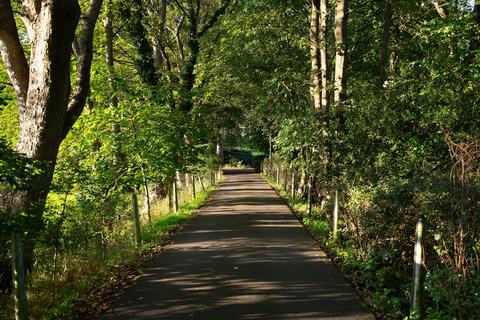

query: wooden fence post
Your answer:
[141,164,151,224]
[132,191,142,247]
[192,174,196,199]
[291,170,295,198]
[12,231,28,320]
[168,180,173,211]
[199,175,205,192]
[173,176,179,212]
[276,165,280,185]
[412,217,425,319]
[307,176,313,216]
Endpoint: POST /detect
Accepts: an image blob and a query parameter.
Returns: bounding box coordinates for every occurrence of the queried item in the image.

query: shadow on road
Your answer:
[103,169,373,320]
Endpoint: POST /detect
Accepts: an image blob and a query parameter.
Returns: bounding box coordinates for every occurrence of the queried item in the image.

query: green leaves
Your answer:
[0,139,46,192]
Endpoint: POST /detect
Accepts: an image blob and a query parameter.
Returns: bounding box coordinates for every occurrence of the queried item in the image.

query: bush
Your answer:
[426,268,480,319]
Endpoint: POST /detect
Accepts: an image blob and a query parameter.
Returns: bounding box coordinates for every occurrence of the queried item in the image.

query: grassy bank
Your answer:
[1,182,219,320]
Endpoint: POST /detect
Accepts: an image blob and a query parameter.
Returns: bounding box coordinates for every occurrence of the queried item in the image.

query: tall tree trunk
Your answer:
[105,0,122,158]
[334,0,348,115]
[331,0,348,182]
[105,0,115,97]
[0,0,81,291]
[319,0,328,112]
[310,0,321,111]
[179,3,199,112]
[0,1,29,111]
[378,0,393,88]
[149,0,168,74]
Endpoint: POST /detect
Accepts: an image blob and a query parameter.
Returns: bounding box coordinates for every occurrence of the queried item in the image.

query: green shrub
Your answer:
[426,268,480,319]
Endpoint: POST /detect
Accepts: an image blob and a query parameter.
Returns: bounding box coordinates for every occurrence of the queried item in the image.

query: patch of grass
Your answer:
[38,248,138,320]
[142,186,215,245]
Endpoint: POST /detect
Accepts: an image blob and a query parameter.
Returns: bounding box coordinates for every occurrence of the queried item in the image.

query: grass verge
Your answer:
[42,184,219,320]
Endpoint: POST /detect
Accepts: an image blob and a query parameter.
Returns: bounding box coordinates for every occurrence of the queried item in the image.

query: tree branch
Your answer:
[198,0,231,38]
[0,0,29,109]
[172,0,189,18]
[433,0,448,18]
[63,0,104,139]
[169,16,185,64]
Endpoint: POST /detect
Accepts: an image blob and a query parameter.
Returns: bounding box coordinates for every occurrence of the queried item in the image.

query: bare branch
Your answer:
[63,0,104,138]
[174,16,185,63]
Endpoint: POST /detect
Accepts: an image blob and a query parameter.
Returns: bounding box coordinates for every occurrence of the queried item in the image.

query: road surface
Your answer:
[103,168,373,320]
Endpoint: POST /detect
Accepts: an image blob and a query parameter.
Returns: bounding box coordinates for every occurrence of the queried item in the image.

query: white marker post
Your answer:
[412,217,425,318]
[333,190,339,240]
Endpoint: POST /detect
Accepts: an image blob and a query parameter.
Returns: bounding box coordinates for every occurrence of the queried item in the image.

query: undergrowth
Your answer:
[1,184,218,320]
[263,173,480,320]
[44,184,217,320]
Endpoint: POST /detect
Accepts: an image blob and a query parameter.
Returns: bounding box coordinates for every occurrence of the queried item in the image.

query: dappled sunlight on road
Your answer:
[103,168,373,320]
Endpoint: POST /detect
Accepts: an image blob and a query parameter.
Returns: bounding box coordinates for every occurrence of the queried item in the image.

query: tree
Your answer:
[176,0,232,112]
[319,0,328,112]
[118,0,158,86]
[0,0,103,290]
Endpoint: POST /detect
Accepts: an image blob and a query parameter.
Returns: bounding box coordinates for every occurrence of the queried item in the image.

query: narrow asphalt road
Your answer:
[103,168,373,320]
